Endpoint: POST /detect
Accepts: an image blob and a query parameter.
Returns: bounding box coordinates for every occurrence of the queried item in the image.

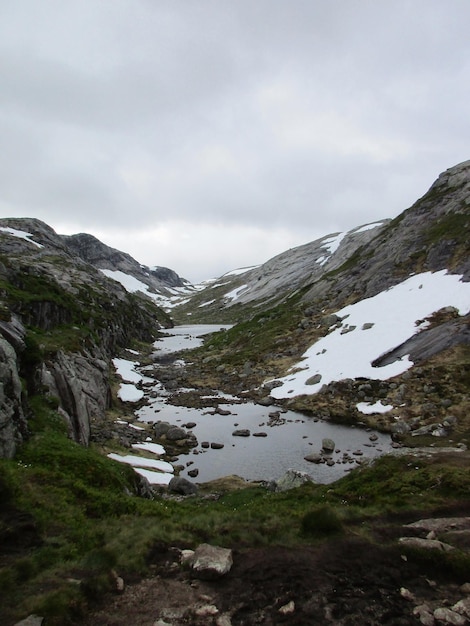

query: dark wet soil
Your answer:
[81,534,469,625]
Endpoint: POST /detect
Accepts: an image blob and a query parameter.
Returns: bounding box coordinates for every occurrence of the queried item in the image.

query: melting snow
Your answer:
[270,271,470,399]
[117,384,144,402]
[132,442,165,455]
[224,284,248,302]
[0,226,44,248]
[353,221,385,234]
[113,357,144,402]
[108,453,173,473]
[356,401,394,415]
[133,467,174,485]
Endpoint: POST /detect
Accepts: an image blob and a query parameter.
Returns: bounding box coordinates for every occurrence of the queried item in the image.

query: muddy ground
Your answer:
[81,530,469,626]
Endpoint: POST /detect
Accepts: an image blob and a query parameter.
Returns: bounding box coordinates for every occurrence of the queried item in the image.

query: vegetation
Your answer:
[2,389,470,624]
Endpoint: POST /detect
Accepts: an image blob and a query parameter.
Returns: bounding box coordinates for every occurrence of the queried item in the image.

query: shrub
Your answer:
[301,505,344,538]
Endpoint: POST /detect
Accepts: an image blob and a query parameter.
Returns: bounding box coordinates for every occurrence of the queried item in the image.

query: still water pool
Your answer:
[137,325,394,484]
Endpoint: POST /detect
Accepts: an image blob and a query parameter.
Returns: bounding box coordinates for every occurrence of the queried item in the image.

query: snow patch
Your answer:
[0,226,44,248]
[356,401,394,415]
[269,271,470,399]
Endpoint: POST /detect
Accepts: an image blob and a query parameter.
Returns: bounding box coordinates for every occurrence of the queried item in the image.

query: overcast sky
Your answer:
[1,1,469,282]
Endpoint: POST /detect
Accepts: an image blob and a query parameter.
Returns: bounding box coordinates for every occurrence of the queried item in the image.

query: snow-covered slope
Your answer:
[269,270,470,400]
[63,232,196,305]
[172,220,390,322]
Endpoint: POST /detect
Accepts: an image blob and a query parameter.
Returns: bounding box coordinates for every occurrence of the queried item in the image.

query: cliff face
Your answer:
[0,218,173,457]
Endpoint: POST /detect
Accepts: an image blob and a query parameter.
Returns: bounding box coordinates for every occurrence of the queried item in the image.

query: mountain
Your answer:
[176,160,470,443]
[174,161,470,325]
[0,218,178,457]
[171,220,390,323]
[63,232,195,304]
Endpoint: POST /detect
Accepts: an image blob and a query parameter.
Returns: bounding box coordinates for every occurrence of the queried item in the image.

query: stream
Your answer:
[133,325,394,485]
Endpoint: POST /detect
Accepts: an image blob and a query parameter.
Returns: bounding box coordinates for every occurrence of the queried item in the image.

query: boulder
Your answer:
[232,429,250,437]
[304,453,322,463]
[276,469,314,492]
[166,426,188,441]
[168,476,198,496]
[153,421,172,437]
[191,543,233,580]
[398,537,454,552]
[321,438,335,453]
[305,374,322,385]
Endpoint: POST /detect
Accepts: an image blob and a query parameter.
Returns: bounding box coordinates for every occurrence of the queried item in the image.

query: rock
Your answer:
[257,395,273,406]
[180,549,195,565]
[404,517,470,533]
[191,544,233,580]
[216,615,233,626]
[168,476,198,495]
[0,335,27,458]
[194,604,219,617]
[433,607,467,625]
[201,441,210,448]
[232,429,250,437]
[253,432,268,437]
[166,426,188,441]
[279,600,295,615]
[400,587,416,601]
[305,374,322,385]
[304,453,322,463]
[276,469,313,492]
[322,438,335,453]
[391,420,411,435]
[398,537,455,552]
[13,617,44,626]
[452,598,470,619]
[153,421,172,437]
[413,604,435,626]
[210,442,224,449]
[216,406,231,416]
[187,468,199,478]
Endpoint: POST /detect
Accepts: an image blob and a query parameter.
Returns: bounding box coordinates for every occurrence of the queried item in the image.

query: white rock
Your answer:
[279,600,295,615]
[433,607,467,625]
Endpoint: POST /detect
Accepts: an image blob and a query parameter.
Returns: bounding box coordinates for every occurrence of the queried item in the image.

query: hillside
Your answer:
[177,160,470,448]
[0,217,176,456]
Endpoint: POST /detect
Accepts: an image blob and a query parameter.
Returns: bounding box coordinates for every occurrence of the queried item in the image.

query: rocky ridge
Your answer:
[0,218,174,457]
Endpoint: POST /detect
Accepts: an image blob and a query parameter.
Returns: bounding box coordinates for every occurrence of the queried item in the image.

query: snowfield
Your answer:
[269,270,470,400]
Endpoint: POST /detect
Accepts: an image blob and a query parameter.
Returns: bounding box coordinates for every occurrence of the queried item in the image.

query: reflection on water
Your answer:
[138,325,394,484]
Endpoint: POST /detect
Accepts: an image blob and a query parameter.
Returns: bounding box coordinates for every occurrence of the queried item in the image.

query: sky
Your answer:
[1,1,469,283]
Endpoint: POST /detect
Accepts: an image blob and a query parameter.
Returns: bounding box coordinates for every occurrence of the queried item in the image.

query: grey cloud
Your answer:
[1,0,469,279]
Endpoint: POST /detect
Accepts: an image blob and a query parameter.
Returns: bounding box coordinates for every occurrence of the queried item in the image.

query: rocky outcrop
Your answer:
[0,333,27,458]
[40,351,111,445]
[63,232,191,294]
[0,217,178,456]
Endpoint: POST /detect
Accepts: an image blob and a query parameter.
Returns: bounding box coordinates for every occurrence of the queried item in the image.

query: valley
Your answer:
[0,160,470,625]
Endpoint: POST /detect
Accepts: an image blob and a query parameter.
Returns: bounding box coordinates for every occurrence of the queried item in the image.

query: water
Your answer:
[137,325,394,484]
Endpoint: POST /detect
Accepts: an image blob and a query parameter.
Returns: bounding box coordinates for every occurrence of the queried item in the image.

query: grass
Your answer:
[2,406,470,625]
